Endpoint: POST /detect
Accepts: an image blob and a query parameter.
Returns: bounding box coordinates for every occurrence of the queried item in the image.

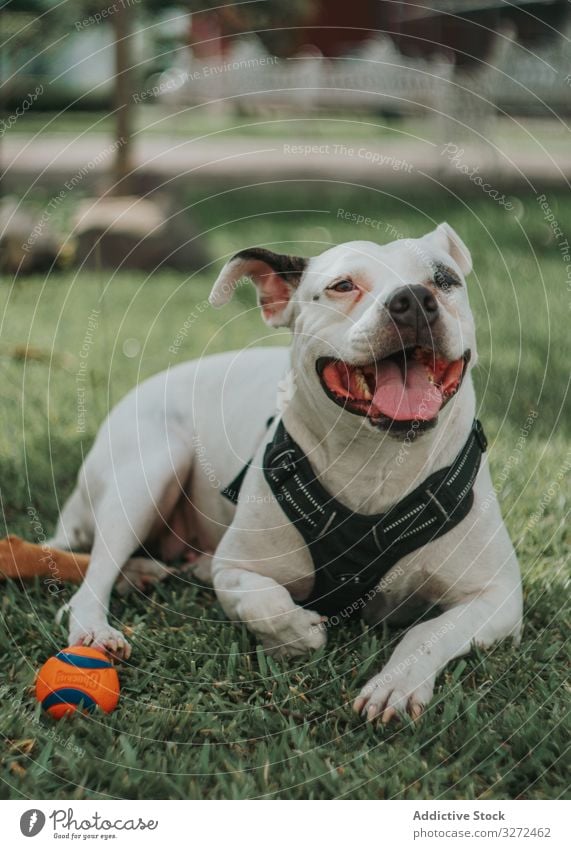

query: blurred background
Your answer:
[0,1,569,800]
[1,0,569,488]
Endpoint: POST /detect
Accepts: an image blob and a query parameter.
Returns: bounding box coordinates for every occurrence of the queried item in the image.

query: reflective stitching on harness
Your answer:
[271,448,296,465]
[383,501,425,532]
[446,434,475,487]
[316,510,337,539]
[425,489,451,521]
[279,486,318,527]
[292,474,326,514]
[446,439,480,504]
[261,419,486,618]
[398,515,439,539]
[456,474,478,504]
[372,525,383,551]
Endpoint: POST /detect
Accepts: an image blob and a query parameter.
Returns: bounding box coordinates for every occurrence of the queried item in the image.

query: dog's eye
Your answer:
[433,265,461,290]
[328,279,356,293]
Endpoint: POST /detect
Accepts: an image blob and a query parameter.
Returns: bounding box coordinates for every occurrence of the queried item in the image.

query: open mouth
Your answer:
[317,347,469,429]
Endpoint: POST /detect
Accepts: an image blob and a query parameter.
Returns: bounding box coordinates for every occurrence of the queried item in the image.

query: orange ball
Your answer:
[35,646,120,719]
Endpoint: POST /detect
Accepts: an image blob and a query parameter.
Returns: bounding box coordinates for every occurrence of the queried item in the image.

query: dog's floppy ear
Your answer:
[427,222,472,276]
[209,247,308,327]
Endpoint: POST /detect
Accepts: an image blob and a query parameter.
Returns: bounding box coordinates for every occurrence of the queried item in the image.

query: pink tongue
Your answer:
[371,359,443,421]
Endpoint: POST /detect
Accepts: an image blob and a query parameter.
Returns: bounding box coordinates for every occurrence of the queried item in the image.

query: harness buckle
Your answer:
[474,419,488,452]
[266,453,297,489]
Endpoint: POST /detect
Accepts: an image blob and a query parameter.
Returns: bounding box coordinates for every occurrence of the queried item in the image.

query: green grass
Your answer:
[13,108,405,140]
[0,186,569,799]
[12,109,571,157]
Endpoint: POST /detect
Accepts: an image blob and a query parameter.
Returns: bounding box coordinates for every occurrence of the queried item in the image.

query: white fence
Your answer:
[156,27,571,118]
[158,36,453,116]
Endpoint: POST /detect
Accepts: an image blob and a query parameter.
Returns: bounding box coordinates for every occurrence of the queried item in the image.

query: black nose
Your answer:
[387,284,439,328]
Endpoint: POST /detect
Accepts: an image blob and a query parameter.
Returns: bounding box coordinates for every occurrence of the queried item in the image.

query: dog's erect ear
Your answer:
[209,247,308,327]
[426,222,472,276]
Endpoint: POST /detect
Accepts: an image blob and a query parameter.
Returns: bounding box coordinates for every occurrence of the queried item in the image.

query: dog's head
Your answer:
[210,223,476,434]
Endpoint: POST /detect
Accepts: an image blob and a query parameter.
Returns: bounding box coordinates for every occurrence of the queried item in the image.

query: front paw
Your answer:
[264,607,327,657]
[69,620,131,660]
[64,598,131,660]
[238,598,327,658]
[353,663,435,723]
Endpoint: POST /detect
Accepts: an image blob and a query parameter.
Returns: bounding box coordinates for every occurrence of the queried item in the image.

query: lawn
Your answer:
[13,110,571,159]
[0,185,568,799]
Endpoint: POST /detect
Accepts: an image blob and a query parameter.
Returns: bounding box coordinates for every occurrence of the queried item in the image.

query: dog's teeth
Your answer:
[354,369,372,400]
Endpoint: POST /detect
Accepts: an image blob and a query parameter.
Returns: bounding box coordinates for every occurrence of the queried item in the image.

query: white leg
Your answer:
[354,588,522,723]
[63,499,154,658]
[63,455,189,657]
[58,416,193,657]
[49,485,93,551]
[214,566,327,657]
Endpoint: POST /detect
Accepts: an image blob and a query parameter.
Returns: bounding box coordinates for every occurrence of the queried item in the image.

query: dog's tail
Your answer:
[0,535,88,584]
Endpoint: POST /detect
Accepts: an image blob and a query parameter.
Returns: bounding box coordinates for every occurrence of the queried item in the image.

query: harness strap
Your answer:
[221,416,487,619]
[222,416,275,504]
[263,419,487,618]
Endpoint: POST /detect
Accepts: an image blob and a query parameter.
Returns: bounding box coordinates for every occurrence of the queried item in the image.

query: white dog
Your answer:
[52,223,522,722]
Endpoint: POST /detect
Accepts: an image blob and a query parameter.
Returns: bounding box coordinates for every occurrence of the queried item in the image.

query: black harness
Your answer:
[223,419,487,619]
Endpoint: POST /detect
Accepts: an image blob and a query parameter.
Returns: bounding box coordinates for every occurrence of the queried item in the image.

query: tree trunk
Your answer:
[113,1,133,193]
